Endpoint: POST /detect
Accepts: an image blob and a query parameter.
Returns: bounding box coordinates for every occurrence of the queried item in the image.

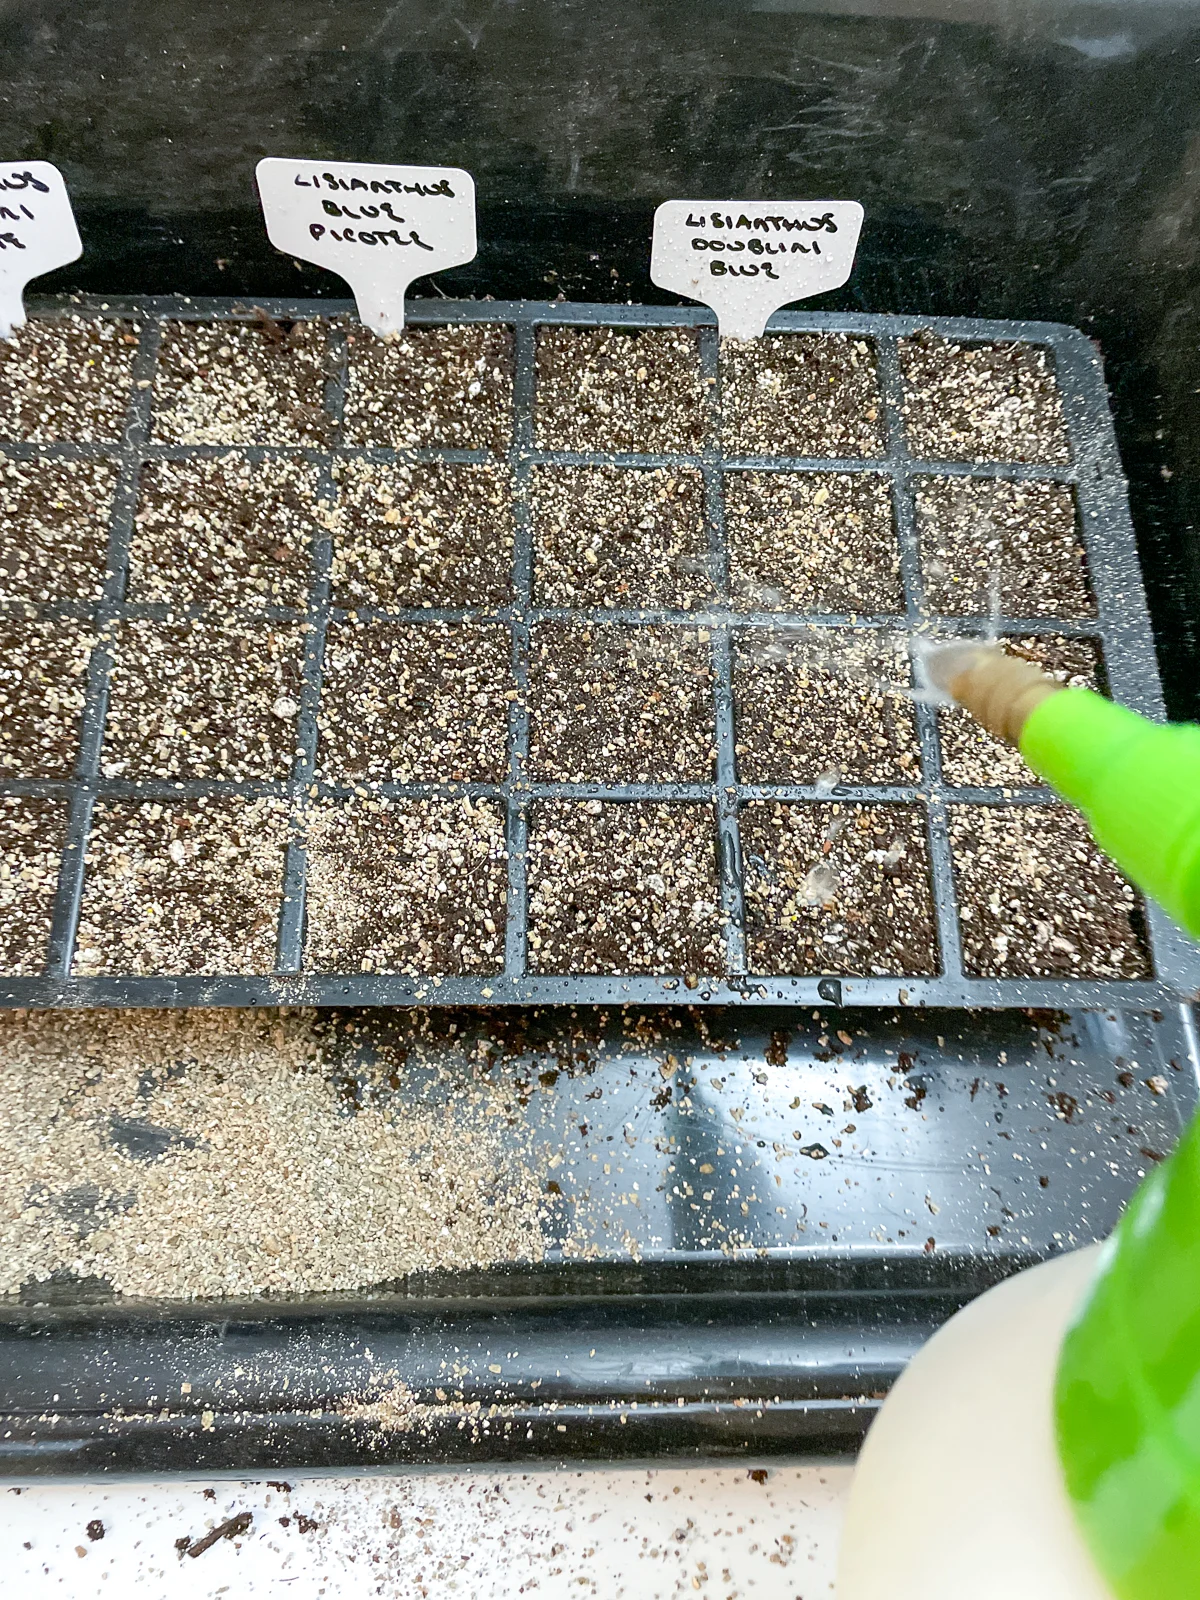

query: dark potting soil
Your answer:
[527,801,724,975]
[302,796,507,976]
[531,465,713,611]
[916,475,1093,619]
[317,619,511,785]
[527,623,715,784]
[343,324,514,452]
[899,332,1071,465]
[534,327,706,454]
[73,797,289,976]
[949,804,1150,979]
[726,471,902,615]
[741,801,938,977]
[720,333,884,459]
[733,629,919,786]
[331,459,514,612]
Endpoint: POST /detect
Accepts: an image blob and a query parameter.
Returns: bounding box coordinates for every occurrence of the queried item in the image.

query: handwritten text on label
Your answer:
[650,201,864,340]
[0,161,82,340]
[257,159,476,336]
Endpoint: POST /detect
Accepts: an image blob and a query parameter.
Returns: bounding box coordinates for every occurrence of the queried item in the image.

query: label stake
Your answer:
[651,200,864,340]
[0,161,82,340]
[256,158,477,336]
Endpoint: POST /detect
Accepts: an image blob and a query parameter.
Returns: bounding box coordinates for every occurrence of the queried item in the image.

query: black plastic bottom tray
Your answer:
[2,1000,1195,1475]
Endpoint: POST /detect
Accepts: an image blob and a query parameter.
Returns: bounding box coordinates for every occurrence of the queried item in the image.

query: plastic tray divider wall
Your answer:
[875,331,967,985]
[274,323,348,975]
[44,317,161,977]
[503,317,538,982]
[699,320,749,980]
[2,296,1198,1010]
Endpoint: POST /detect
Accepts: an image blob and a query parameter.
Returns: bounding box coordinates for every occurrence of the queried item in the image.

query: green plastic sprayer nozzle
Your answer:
[926,643,1200,940]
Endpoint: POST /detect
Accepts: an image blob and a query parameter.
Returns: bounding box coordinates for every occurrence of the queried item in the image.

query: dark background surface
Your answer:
[4,0,1200,715]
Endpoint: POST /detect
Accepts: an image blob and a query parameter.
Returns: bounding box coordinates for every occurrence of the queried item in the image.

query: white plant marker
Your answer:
[0,161,82,341]
[256,158,476,337]
[650,200,864,341]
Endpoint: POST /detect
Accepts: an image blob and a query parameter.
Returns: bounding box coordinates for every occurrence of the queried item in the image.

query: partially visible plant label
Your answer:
[650,200,864,341]
[256,158,476,336]
[0,161,82,340]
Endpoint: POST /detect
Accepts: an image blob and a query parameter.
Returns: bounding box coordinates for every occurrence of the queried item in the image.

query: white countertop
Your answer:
[4,1461,850,1597]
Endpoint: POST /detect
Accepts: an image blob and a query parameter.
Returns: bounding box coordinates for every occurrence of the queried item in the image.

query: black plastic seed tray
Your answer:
[1,295,1197,1011]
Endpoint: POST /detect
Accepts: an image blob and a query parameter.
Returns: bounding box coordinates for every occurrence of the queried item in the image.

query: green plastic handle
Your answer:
[1055,1107,1200,1599]
[1018,689,1200,940]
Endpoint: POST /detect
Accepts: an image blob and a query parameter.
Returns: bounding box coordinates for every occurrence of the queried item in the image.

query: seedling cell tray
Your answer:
[1,296,1196,1011]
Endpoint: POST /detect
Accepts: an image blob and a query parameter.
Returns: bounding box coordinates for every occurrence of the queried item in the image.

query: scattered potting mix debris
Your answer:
[0,1002,1166,1313]
[0,1008,545,1298]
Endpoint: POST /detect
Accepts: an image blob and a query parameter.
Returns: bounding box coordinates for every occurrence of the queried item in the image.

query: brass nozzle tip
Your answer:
[933,645,1063,747]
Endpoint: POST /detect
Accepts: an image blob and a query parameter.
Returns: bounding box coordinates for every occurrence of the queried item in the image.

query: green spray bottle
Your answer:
[836,647,1200,1600]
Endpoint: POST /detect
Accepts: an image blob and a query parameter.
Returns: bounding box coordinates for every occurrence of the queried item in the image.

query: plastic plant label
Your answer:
[650,200,864,340]
[0,161,82,340]
[256,158,476,336]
